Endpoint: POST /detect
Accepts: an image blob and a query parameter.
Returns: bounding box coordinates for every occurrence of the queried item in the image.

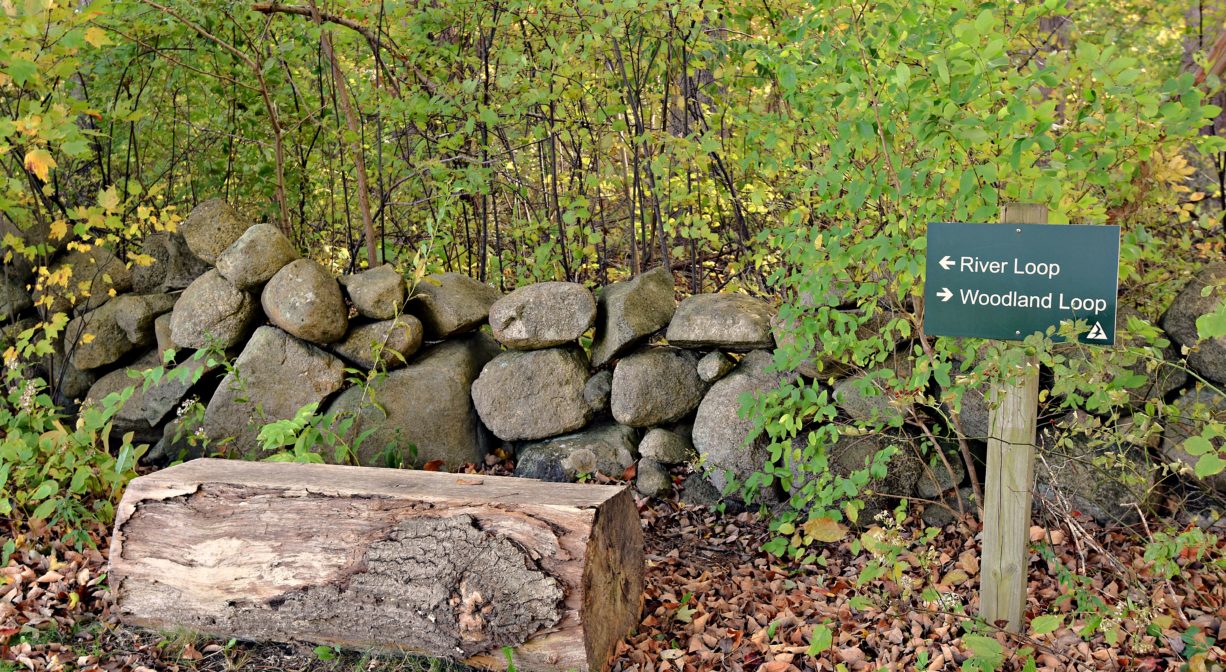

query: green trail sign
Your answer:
[923,222,1120,345]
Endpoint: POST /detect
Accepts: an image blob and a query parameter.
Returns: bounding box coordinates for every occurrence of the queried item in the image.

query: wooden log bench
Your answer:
[108,459,644,672]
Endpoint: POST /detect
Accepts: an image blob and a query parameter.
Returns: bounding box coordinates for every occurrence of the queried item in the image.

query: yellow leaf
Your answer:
[81,333,95,344]
[940,569,970,586]
[84,26,111,48]
[802,516,848,543]
[24,148,56,182]
[49,219,67,241]
[97,186,119,212]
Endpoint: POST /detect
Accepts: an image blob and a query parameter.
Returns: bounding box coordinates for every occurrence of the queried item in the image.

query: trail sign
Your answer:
[923,222,1120,345]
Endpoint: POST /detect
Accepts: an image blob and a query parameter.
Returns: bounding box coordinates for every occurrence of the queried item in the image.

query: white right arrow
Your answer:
[939,255,955,270]
[937,287,953,302]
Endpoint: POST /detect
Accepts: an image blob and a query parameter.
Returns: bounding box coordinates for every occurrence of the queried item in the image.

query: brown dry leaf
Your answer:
[421,460,445,472]
[802,517,848,543]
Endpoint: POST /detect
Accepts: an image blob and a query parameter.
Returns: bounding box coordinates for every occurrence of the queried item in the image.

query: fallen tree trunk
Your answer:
[109,459,643,672]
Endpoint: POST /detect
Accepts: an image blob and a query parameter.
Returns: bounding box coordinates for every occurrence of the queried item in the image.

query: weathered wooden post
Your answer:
[924,204,1120,633]
[980,203,1046,632]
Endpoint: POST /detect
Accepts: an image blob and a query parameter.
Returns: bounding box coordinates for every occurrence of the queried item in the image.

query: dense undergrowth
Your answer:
[3,0,1226,669]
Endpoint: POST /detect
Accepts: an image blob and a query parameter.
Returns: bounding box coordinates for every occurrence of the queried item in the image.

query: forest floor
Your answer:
[2,466,1225,672]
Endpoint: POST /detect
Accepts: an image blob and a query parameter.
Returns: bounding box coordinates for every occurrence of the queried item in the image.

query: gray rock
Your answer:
[590,267,675,367]
[132,232,210,293]
[1038,413,1156,525]
[82,350,164,445]
[639,428,694,465]
[171,270,256,350]
[203,326,347,458]
[179,198,252,264]
[262,259,349,344]
[1162,263,1226,385]
[514,422,638,482]
[112,293,177,345]
[666,293,775,350]
[821,432,923,522]
[636,458,673,498]
[611,348,704,427]
[332,316,423,370]
[697,350,735,383]
[679,473,744,512]
[832,354,915,427]
[1162,386,1226,493]
[154,312,174,359]
[921,487,976,528]
[65,294,175,371]
[0,275,31,322]
[915,449,966,499]
[409,272,499,339]
[471,347,592,441]
[339,265,406,320]
[583,370,613,413]
[692,350,780,493]
[489,281,596,349]
[215,223,299,290]
[37,246,132,315]
[327,333,502,469]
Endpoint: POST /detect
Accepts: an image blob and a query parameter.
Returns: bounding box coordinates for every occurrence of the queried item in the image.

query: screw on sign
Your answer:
[923,205,1120,634]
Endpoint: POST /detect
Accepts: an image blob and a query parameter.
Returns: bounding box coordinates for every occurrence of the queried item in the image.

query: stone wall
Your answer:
[3,199,1225,524]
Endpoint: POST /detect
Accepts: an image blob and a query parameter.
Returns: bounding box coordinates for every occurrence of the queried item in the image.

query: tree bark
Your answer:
[109,459,644,672]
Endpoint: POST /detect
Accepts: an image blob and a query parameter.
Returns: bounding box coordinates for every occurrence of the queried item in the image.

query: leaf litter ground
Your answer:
[2,469,1224,672]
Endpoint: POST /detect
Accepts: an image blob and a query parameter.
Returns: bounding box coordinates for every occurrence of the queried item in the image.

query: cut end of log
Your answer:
[109,459,644,672]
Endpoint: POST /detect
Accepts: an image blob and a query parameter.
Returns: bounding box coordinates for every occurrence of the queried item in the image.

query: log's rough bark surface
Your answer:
[109,459,644,672]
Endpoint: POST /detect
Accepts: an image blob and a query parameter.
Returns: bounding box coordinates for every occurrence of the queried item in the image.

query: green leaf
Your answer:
[1194,453,1226,479]
[31,499,58,521]
[1030,614,1062,635]
[1184,435,1214,457]
[31,479,59,501]
[1195,303,1226,340]
[6,59,37,86]
[806,623,833,656]
[963,634,1004,667]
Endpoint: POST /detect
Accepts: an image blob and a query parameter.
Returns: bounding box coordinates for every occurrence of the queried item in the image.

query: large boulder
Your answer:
[590,267,675,368]
[692,350,780,493]
[820,432,923,522]
[261,259,349,344]
[471,347,593,441]
[179,198,252,264]
[215,223,299,290]
[832,353,915,427]
[339,264,406,320]
[409,272,499,339]
[83,351,164,445]
[131,232,210,294]
[170,270,256,350]
[38,246,132,315]
[514,422,639,482]
[667,293,775,350]
[1037,413,1155,525]
[1162,386,1226,494]
[1162,263,1226,385]
[65,293,176,370]
[332,316,423,370]
[326,333,501,469]
[489,281,596,349]
[0,274,31,322]
[610,348,705,427]
[202,327,346,458]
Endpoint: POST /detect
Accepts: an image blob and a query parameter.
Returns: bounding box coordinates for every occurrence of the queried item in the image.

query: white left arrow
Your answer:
[939,255,955,270]
[937,287,953,302]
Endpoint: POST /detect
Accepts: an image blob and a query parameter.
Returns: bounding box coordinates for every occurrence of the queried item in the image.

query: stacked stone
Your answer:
[5,199,1226,520]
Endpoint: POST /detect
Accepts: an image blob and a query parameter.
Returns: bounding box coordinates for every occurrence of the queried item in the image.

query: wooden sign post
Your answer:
[923,203,1121,633]
[980,203,1045,633]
